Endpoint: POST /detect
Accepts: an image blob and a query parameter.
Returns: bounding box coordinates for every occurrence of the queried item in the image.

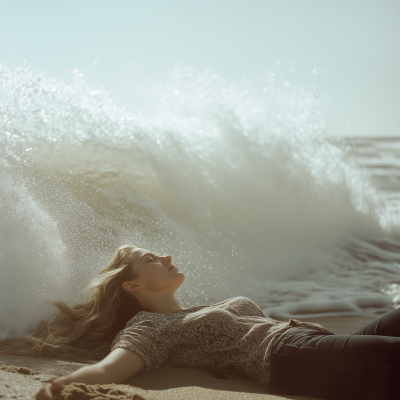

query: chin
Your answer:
[177,272,186,281]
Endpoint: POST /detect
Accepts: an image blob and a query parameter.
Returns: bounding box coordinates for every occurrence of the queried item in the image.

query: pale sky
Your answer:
[0,0,399,137]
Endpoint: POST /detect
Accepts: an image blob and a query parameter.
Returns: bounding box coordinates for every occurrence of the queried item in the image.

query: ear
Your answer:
[130,282,143,293]
[122,281,143,293]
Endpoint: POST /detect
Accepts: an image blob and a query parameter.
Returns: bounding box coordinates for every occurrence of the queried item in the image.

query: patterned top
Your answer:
[111,296,333,391]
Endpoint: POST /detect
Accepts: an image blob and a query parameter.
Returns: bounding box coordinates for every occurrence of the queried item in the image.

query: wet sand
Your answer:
[0,314,379,400]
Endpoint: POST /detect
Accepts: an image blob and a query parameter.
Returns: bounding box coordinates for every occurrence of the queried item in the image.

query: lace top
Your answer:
[111,296,332,391]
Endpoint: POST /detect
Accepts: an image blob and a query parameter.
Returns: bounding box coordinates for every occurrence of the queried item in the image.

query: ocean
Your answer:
[1,63,400,339]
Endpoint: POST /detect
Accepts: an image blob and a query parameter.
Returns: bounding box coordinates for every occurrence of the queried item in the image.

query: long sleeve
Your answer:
[110,314,172,372]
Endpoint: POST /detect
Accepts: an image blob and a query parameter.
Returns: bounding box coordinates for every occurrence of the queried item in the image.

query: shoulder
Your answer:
[124,311,170,329]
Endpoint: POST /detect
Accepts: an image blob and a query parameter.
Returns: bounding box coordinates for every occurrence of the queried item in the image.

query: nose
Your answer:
[165,255,172,264]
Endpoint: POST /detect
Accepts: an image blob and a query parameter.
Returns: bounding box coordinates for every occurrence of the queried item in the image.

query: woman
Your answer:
[1,244,398,400]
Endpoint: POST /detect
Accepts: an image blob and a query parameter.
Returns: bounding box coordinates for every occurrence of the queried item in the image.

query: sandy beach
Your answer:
[1,3,399,399]
[0,314,379,400]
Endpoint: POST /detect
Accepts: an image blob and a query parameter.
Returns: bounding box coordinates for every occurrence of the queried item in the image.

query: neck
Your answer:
[136,291,185,314]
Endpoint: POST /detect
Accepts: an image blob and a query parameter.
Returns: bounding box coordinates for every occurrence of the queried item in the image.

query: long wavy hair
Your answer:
[0,244,145,363]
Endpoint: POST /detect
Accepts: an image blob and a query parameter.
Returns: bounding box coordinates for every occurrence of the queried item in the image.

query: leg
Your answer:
[270,327,400,400]
[352,307,400,337]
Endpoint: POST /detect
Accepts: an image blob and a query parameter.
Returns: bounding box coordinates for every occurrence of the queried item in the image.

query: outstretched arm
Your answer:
[36,347,145,399]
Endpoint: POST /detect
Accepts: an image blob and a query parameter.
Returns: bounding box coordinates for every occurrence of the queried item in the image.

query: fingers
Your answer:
[45,383,54,399]
[36,381,63,400]
[35,384,52,400]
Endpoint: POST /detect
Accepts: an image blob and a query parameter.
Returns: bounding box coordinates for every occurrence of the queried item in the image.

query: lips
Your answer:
[168,265,177,271]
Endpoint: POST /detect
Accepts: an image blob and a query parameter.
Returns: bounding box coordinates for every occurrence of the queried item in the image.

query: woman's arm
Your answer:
[64,347,146,384]
[36,348,145,399]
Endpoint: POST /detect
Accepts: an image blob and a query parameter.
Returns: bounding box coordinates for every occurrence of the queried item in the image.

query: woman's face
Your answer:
[126,248,185,294]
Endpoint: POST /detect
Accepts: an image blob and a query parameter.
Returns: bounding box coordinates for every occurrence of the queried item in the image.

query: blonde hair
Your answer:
[0,244,145,363]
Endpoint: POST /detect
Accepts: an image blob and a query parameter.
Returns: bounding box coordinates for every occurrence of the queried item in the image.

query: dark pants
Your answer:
[269,307,400,400]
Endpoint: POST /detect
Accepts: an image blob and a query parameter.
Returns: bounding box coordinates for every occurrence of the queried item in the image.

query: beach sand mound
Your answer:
[0,360,40,375]
[52,382,148,400]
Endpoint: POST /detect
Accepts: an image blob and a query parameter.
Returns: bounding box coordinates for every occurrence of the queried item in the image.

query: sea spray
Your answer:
[1,63,400,338]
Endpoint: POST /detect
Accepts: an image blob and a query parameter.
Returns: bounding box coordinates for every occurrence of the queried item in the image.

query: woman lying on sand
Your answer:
[1,244,399,400]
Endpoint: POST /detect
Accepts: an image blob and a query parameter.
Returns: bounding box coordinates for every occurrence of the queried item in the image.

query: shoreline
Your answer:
[0,314,379,400]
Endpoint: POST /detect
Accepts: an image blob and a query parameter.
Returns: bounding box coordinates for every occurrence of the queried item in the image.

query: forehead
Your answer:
[131,248,151,262]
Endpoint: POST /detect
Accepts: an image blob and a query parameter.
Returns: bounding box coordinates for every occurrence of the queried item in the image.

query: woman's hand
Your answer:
[35,376,68,400]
